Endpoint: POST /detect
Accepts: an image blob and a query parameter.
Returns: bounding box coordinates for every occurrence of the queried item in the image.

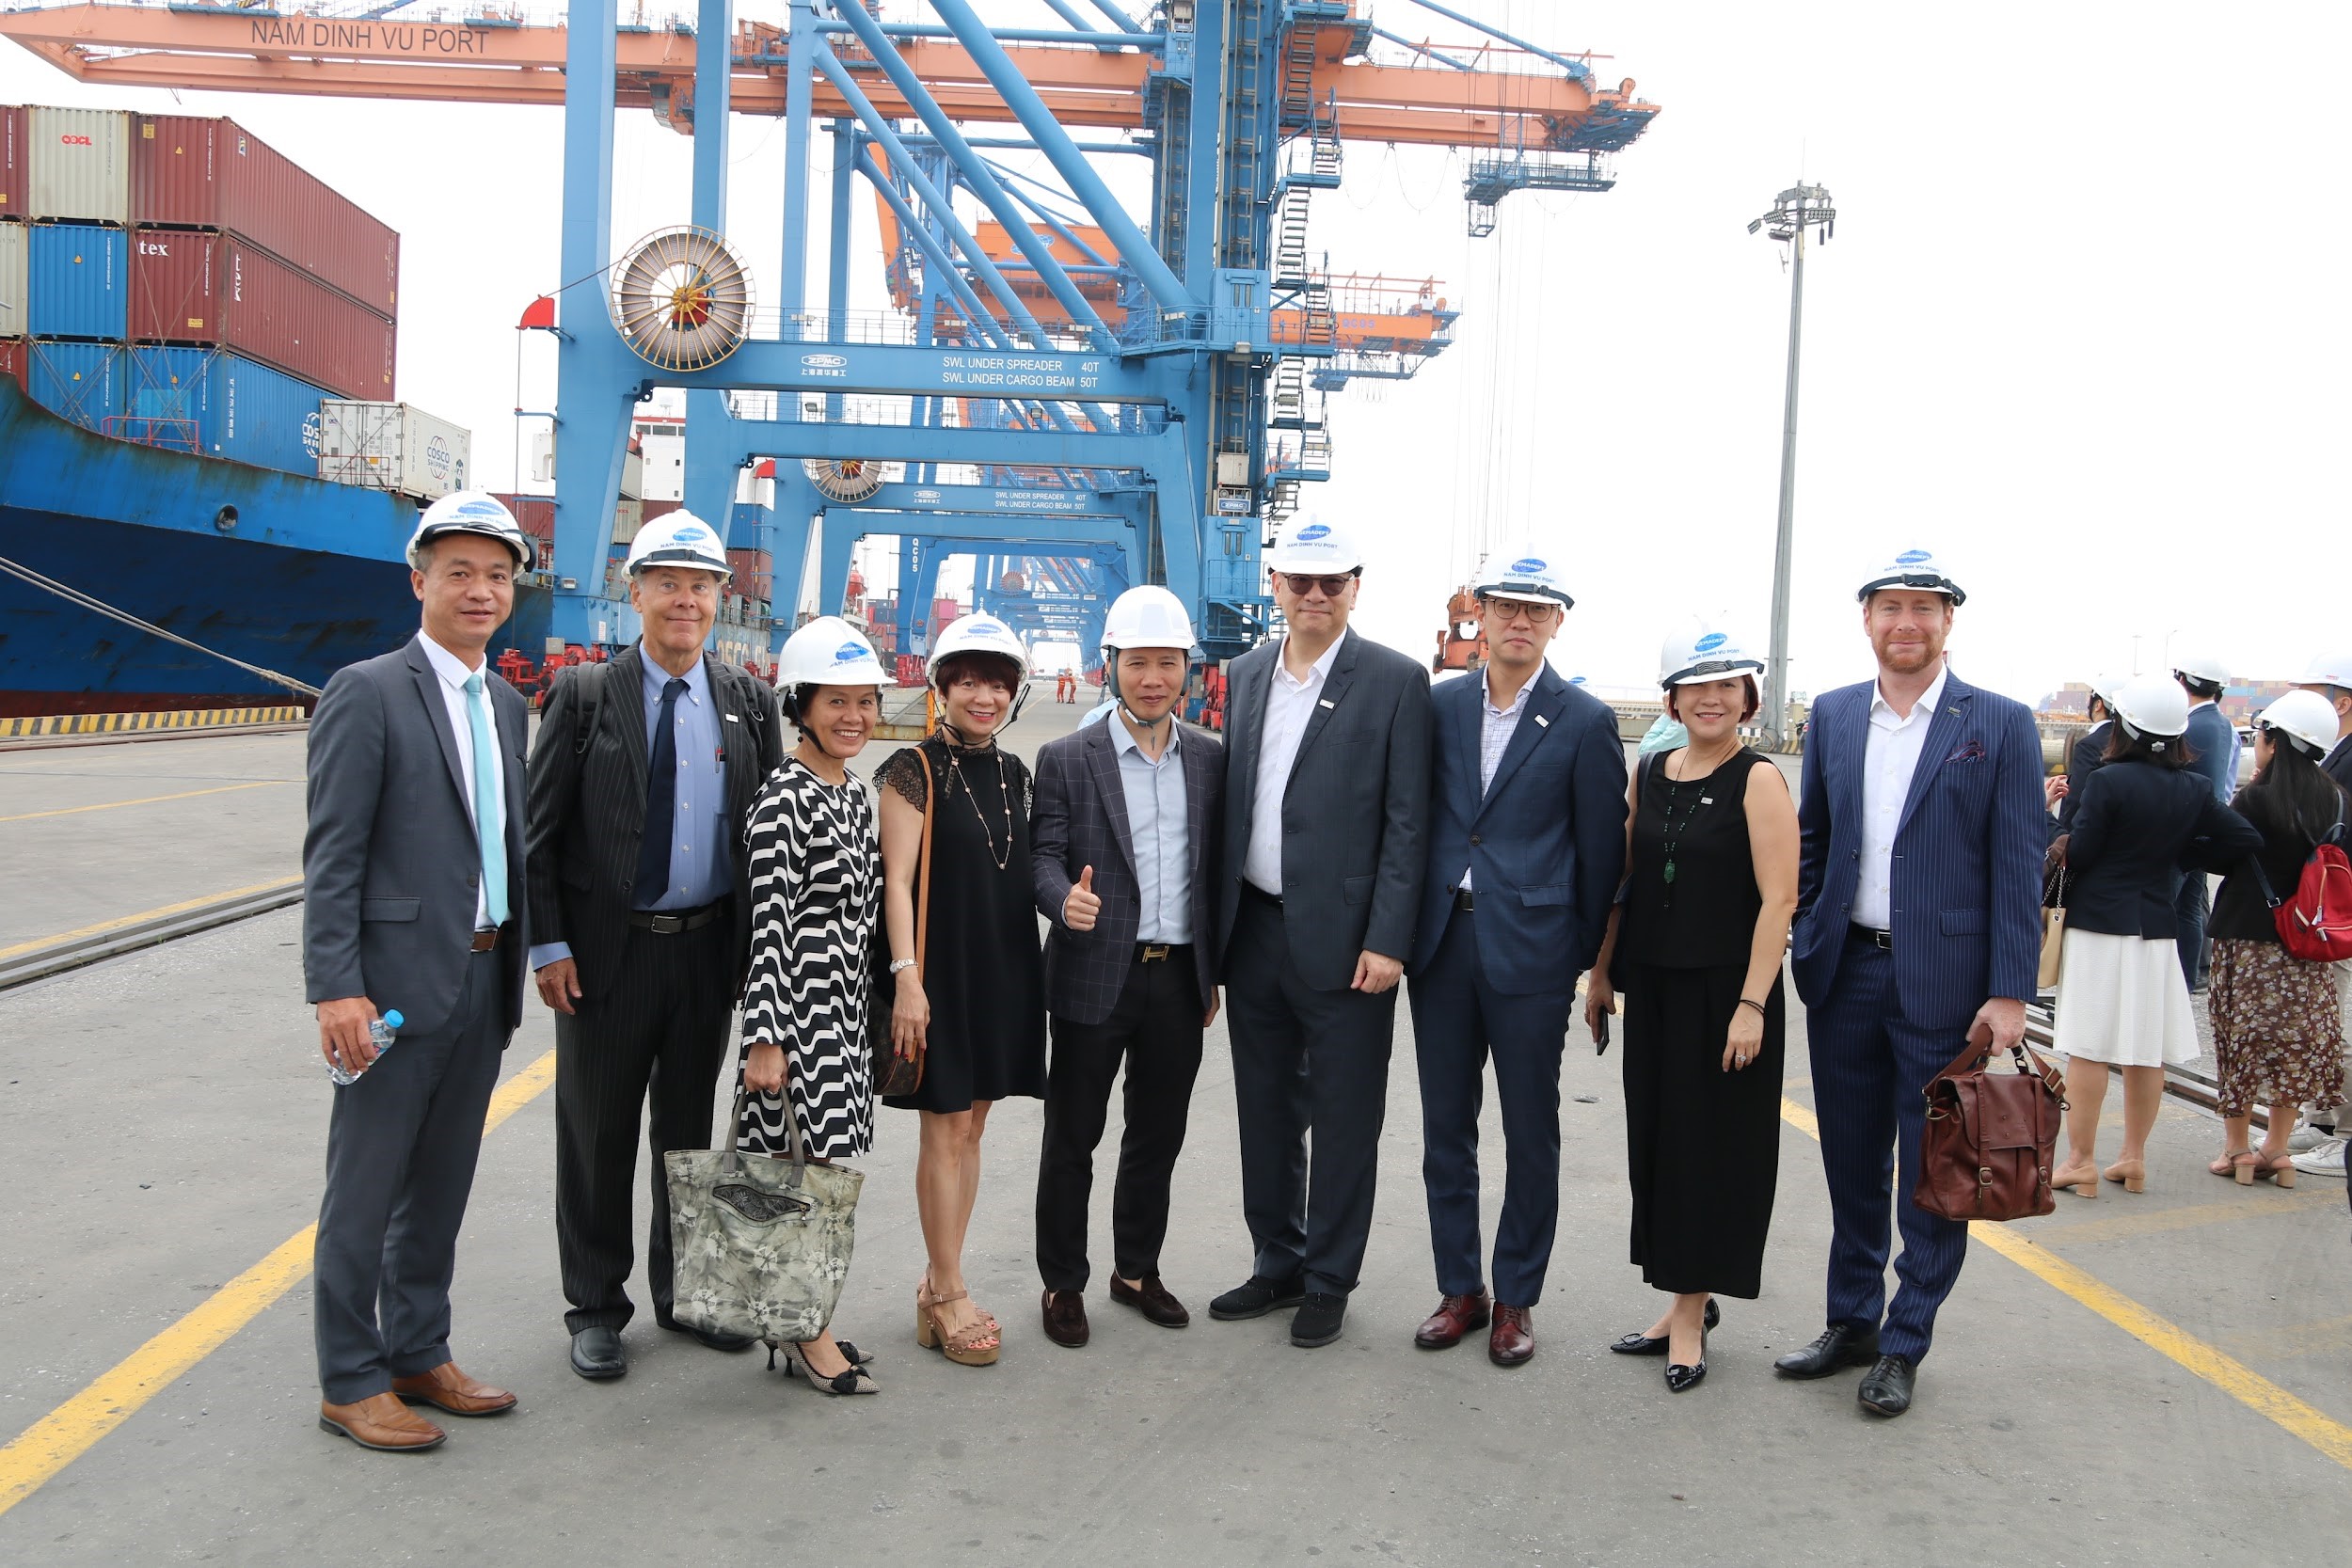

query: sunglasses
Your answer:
[1279,572,1359,597]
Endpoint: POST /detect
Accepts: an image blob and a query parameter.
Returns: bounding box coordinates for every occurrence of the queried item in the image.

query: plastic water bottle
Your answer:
[326,1009,404,1086]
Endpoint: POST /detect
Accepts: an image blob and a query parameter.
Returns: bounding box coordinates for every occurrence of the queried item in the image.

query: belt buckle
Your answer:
[1139,943,1171,963]
[650,912,685,935]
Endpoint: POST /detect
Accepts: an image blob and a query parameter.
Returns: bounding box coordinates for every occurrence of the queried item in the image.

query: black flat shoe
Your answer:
[1664,1358,1708,1392]
[1289,1292,1347,1347]
[657,1315,756,1353]
[1208,1274,1307,1322]
[1606,1297,1720,1355]
[1857,1354,1915,1418]
[1772,1322,1879,1379]
[569,1325,627,1380]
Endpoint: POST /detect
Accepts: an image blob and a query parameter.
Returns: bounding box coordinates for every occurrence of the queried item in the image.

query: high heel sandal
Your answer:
[2252,1152,2298,1189]
[2211,1148,2255,1180]
[915,1283,1001,1367]
[2050,1158,2100,1198]
[2102,1157,2147,1195]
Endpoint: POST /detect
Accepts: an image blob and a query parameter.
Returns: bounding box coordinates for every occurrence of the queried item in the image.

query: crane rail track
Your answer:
[0,881,305,993]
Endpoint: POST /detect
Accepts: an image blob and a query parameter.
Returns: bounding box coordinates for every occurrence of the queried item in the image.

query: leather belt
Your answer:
[1454,888,1475,912]
[629,900,726,935]
[1241,882,1284,908]
[470,927,502,953]
[1136,942,1192,964]
[1850,924,1893,951]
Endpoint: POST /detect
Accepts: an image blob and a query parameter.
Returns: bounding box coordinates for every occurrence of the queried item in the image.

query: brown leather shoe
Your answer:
[319,1392,447,1452]
[1108,1274,1190,1328]
[1041,1288,1090,1348]
[1488,1303,1535,1367]
[390,1361,517,1417]
[1414,1291,1492,1350]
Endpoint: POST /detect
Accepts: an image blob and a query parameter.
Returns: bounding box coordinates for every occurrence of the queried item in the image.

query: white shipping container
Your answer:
[28,107,129,225]
[0,224,24,337]
[612,498,645,545]
[315,399,471,501]
[620,448,644,501]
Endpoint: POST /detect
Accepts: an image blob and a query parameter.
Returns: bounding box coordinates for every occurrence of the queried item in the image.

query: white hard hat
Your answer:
[2087,673,2121,707]
[2257,689,2339,759]
[1101,585,1198,654]
[1857,546,1965,607]
[777,616,887,689]
[626,509,731,578]
[1265,515,1362,574]
[1660,626,1766,688]
[927,612,1030,685]
[2297,651,2352,692]
[1472,544,1574,610]
[2110,673,2190,740]
[2169,649,2228,688]
[407,490,535,572]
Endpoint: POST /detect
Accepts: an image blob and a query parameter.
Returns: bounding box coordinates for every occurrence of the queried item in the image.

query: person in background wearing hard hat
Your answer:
[2043,675,2118,834]
[2209,691,2350,1188]
[305,492,534,1451]
[875,614,1047,1368]
[1207,515,1432,1350]
[1405,549,1626,1369]
[2169,650,2240,992]
[2288,652,2352,1174]
[732,618,891,1394]
[1777,548,2043,1419]
[1585,625,1797,1393]
[2044,676,2258,1197]
[1028,587,1226,1350]
[525,511,786,1383]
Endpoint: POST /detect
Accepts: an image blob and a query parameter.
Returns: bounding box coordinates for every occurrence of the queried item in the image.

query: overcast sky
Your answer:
[6,1,2345,702]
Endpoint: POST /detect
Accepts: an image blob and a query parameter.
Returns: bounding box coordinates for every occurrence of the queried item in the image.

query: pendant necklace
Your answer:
[1659,743,1734,889]
[941,734,1015,872]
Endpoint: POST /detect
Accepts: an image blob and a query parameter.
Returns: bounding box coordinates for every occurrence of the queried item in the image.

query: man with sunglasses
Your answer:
[1406,546,1626,1366]
[1210,516,1432,1348]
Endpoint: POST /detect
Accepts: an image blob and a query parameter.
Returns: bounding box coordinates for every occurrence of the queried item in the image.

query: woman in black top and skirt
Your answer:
[1587,627,1800,1392]
[878,615,1048,1368]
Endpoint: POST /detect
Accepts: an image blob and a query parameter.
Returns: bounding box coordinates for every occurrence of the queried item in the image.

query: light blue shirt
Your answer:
[1110,716,1191,944]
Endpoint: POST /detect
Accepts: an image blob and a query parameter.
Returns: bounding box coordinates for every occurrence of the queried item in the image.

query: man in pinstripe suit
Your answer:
[1779,548,2044,1418]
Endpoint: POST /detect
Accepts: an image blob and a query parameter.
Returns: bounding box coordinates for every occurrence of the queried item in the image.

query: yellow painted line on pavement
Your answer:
[1778,1094,2352,1473]
[0,780,290,825]
[0,1048,558,1517]
[0,878,303,960]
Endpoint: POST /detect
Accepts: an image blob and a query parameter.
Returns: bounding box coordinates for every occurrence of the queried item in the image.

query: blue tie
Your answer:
[465,671,508,927]
[637,676,690,903]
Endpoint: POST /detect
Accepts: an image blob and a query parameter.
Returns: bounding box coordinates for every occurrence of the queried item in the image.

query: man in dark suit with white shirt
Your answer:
[304,493,535,1451]
[2169,650,2240,992]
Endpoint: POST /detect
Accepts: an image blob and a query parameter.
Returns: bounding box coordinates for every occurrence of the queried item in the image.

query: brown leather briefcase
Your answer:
[1914,1034,2067,1222]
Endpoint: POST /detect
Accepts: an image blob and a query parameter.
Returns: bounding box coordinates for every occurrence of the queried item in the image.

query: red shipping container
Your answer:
[130,115,399,316]
[129,230,395,401]
[495,493,555,546]
[0,340,25,393]
[0,105,23,219]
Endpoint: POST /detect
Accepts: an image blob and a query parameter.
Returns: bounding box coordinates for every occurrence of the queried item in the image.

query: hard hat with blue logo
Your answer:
[1265,515,1363,574]
[1659,625,1766,687]
[926,611,1031,686]
[625,509,732,578]
[1472,544,1574,610]
[1857,546,1965,606]
[407,490,536,572]
[777,616,887,689]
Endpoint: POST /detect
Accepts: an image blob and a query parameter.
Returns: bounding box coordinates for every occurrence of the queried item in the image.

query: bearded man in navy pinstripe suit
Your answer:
[1777,548,2044,1418]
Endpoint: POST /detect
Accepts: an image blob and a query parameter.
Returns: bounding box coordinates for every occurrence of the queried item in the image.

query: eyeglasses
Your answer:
[1279,572,1359,598]
[1487,599,1561,625]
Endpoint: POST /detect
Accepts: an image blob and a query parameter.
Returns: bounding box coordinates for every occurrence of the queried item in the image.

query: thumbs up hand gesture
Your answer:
[1065,864,1102,932]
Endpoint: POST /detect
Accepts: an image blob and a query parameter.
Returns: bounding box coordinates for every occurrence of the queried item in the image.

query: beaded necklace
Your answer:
[938,730,1014,872]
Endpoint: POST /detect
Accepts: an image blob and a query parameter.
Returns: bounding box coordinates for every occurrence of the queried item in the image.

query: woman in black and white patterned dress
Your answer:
[738,617,889,1395]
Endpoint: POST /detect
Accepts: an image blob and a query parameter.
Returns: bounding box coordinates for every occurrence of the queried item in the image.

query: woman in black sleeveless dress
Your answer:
[877,622,1046,1367]
[1586,632,1799,1391]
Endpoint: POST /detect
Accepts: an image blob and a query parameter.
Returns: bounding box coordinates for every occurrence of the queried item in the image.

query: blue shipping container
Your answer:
[124,346,326,475]
[27,222,127,340]
[26,341,123,430]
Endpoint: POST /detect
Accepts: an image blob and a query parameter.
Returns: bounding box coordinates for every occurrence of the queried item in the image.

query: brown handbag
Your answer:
[868,752,933,1099]
[1913,1032,2067,1222]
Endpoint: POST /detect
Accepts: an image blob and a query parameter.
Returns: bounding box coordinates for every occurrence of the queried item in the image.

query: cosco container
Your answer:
[27,106,128,225]
[316,399,469,500]
[124,346,329,474]
[27,222,127,340]
[130,116,399,315]
[0,105,24,218]
[0,221,24,336]
[25,341,123,430]
[127,230,394,399]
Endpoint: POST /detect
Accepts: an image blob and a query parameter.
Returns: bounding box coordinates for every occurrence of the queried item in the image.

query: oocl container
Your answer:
[25,341,123,430]
[0,105,24,218]
[124,346,329,475]
[127,230,394,399]
[129,115,399,315]
[0,222,24,336]
[315,399,470,500]
[27,222,128,340]
[27,106,128,225]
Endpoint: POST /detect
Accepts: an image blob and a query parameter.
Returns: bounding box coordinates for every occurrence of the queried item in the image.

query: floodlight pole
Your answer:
[1751,182,1834,749]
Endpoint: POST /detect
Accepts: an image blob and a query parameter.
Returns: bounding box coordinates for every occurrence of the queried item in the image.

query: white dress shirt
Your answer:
[417,631,503,931]
[1110,716,1191,943]
[1457,667,1532,892]
[1243,635,1344,895]
[1852,661,1948,931]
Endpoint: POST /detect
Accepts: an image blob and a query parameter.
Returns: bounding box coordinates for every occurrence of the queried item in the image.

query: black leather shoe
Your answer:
[1607,1297,1720,1355]
[1108,1274,1190,1328]
[569,1326,627,1380]
[1857,1354,1916,1417]
[1772,1323,1880,1379]
[1289,1292,1346,1348]
[656,1314,756,1353]
[1041,1289,1090,1348]
[1208,1274,1307,1322]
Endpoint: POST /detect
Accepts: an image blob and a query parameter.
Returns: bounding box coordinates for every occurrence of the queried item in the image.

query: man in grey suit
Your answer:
[1208,516,1432,1348]
[526,511,786,1380]
[304,493,535,1452]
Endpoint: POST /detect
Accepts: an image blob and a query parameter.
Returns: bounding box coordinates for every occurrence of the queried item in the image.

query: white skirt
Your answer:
[2053,927,2201,1068]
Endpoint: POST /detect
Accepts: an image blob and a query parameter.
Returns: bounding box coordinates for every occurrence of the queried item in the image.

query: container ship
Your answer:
[0,104,774,717]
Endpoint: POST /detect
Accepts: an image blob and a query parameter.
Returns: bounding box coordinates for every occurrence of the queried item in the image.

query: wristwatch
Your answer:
[888,958,917,975]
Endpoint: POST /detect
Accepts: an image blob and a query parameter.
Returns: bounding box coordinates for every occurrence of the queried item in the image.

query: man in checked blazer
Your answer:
[1031,587,1224,1348]
[1779,547,2044,1418]
[525,512,784,1381]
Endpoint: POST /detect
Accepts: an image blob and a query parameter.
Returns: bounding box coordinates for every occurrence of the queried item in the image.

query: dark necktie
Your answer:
[636,676,690,904]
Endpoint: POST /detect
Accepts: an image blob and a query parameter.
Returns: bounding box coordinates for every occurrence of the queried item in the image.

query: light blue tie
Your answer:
[465,671,509,927]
